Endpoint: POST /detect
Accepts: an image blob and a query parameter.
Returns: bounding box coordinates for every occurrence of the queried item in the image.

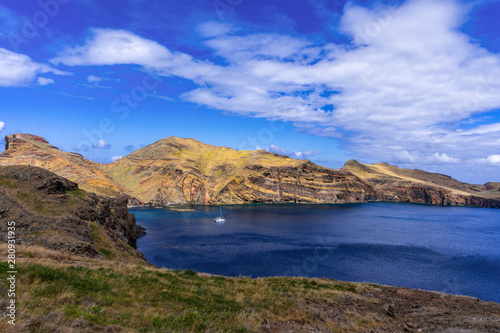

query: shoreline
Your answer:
[128,199,500,210]
[130,203,500,304]
[4,251,499,332]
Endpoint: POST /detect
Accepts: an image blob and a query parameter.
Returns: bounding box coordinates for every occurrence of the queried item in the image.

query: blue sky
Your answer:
[0,0,499,184]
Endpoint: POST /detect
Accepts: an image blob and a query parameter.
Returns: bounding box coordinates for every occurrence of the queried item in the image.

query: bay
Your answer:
[132,202,500,302]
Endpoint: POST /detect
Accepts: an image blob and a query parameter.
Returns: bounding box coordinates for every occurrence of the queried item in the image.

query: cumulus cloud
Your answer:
[394,151,461,164]
[265,144,320,160]
[111,155,122,161]
[51,28,221,84]
[427,153,461,164]
[96,139,111,149]
[0,48,68,87]
[51,28,171,67]
[393,150,420,164]
[53,0,500,174]
[473,155,500,166]
[0,121,5,131]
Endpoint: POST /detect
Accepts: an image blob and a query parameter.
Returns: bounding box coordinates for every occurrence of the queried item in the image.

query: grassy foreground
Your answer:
[1,246,500,333]
[0,247,371,333]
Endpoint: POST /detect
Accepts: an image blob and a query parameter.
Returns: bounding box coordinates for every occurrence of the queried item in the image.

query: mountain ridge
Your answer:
[2,143,499,332]
[1,133,499,208]
[107,135,370,204]
[342,159,500,207]
[0,134,135,200]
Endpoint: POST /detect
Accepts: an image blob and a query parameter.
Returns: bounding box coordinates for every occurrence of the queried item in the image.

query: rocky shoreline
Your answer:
[0,165,147,263]
[0,165,499,332]
[2,134,499,209]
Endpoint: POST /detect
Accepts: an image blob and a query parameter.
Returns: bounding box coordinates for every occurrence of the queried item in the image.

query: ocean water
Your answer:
[131,202,500,302]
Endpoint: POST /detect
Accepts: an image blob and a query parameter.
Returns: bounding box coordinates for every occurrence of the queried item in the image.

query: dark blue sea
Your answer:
[131,203,500,303]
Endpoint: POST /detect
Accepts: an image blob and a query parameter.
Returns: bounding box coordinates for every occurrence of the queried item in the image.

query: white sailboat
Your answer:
[214,206,225,223]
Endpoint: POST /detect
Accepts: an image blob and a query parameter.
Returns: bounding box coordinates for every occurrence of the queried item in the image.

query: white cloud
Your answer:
[394,151,460,165]
[265,145,320,160]
[87,75,102,83]
[0,48,68,87]
[0,121,5,131]
[51,28,171,67]
[51,28,222,85]
[111,155,122,161]
[427,153,460,164]
[393,150,420,164]
[52,0,500,176]
[96,139,111,149]
[37,77,55,86]
[473,155,500,166]
[186,0,500,165]
[81,75,119,90]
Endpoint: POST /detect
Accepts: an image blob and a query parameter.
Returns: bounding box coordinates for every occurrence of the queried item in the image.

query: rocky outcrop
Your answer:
[342,159,500,208]
[370,182,500,208]
[1,134,499,208]
[107,137,373,205]
[0,134,136,200]
[0,165,146,262]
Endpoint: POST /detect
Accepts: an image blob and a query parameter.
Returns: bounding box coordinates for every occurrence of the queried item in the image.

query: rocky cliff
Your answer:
[342,159,500,208]
[0,134,136,200]
[1,134,499,208]
[107,137,372,205]
[0,165,146,263]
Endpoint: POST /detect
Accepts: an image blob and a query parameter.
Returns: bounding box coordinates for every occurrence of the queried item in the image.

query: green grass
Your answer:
[0,261,368,332]
[0,175,16,188]
[66,188,85,197]
[98,248,115,260]
[33,198,46,213]
[13,187,82,216]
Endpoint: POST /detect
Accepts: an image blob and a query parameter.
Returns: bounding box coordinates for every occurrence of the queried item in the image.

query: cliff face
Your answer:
[0,165,146,262]
[0,134,135,200]
[1,134,499,208]
[342,160,500,208]
[107,137,372,205]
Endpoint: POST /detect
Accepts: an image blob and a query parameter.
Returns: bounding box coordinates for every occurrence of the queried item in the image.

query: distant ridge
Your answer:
[342,159,500,207]
[0,134,135,200]
[1,133,499,208]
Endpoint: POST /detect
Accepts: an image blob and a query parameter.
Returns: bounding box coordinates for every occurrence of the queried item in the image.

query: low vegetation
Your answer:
[0,248,371,333]
[1,246,499,332]
[1,165,499,332]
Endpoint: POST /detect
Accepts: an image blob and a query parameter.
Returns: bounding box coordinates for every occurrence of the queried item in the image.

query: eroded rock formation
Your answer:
[0,134,135,200]
[0,165,146,262]
[342,159,500,208]
[1,134,499,208]
[107,137,372,204]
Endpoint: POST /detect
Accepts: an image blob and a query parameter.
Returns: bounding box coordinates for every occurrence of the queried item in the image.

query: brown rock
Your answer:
[2,134,499,208]
[0,134,135,200]
[107,137,373,204]
[0,165,146,262]
[342,159,500,208]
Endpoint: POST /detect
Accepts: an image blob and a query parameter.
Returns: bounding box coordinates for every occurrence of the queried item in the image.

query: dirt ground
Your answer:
[261,285,500,332]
